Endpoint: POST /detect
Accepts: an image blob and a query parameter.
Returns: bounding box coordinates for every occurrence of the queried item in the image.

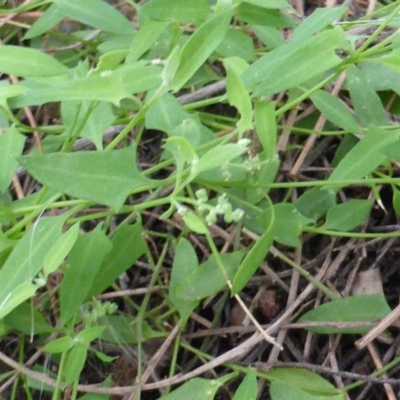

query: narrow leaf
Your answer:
[55,0,134,35]
[254,100,277,158]
[0,45,68,78]
[170,238,200,324]
[19,146,153,210]
[242,28,350,96]
[232,220,273,295]
[158,378,222,400]
[327,127,399,187]
[310,90,363,134]
[232,372,257,400]
[64,343,88,385]
[87,223,148,298]
[60,229,112,325]
[0,215,66,319]
[169,10,231,91]
[43,223,80,278]
[0,127,26,192]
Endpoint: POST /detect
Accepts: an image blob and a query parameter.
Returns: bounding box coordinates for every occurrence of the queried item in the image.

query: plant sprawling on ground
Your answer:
[1,0,400,399]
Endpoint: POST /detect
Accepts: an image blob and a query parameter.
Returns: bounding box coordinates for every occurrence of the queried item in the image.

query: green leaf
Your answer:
[140,0,210,23]
[295,187,336,220]
[176,251,244,301]
[232,372,257,400]
[346,65,388,127]
[269,380,344,400]
[169,10,231,91]
[54,0,134,35]
[223,57,253,136]
[76,326,106,345]
[237,3,296,28]
[19,146,153,210]
[0,127,26,192]
[43,336,75,354]
[242,0,290,8]
[392,186,400,216]
[126,20,170,63]
[0,279,46,321]
[310,90,363,134]
[242,28,350,97]
[43,222,80,278]
[64,343,88,385]
[196,143,249,174]
[61,100,115,150]
[0,215,66,320]
[254,101,277,159]
[23,4,64,40]
[217,29,255,61]
[322,200,373,231]
[10,75,130,107]
[327,127,399,188]
[87,223,148,298]
[157,378,222,400]
[170,238,200,324]
[0,45,68,78]
[91,50,128,75]
[4,302,53,335]
[298,294,391,334]
[266,368,338,394]
[232,216,273,294]
[182,212,209,234]
[60,228,112,325]
[291,6,348,41]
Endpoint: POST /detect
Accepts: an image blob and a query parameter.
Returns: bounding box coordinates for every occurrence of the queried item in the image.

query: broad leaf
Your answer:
[298,294,391,334]
[158,378,222,400]
[322,200,373,231]
[19,146,154,210]
[232,372,257,400]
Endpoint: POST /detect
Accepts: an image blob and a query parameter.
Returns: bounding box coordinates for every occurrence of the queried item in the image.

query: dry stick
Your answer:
[366,343,397,400]
[355,303,400,349]
[290,71,346,178]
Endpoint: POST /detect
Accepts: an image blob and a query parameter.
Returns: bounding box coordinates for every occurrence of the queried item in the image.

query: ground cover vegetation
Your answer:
[1,0,400,399]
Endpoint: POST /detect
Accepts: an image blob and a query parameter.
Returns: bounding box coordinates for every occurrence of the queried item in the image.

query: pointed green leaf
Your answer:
[170,238,200,324]
[298,294,391,334]
[60,229,112,325]
[0,215,66,319]
[310,90,363,134]
[140,0,210,23]
[232,218,273,294]
[233,372,257,400]
[43,336,75,354]
[55,0,134,35]
[87,223,148,298]
[223,57,253,135]
[10,75,130,107]
[0,45,68,78]
[242,28,350,96]
[327,127,399,187]
[322,200,373,231]
[158,378,222,400]
[169,10,231,91]
[43,223,80,278]
[346,65,388,127]
[182,211,209,234]
[176,251,244,301]
[19,146,153,209]
[64,343,88,385]
[0,127,26,192]
[254,100,277,158]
